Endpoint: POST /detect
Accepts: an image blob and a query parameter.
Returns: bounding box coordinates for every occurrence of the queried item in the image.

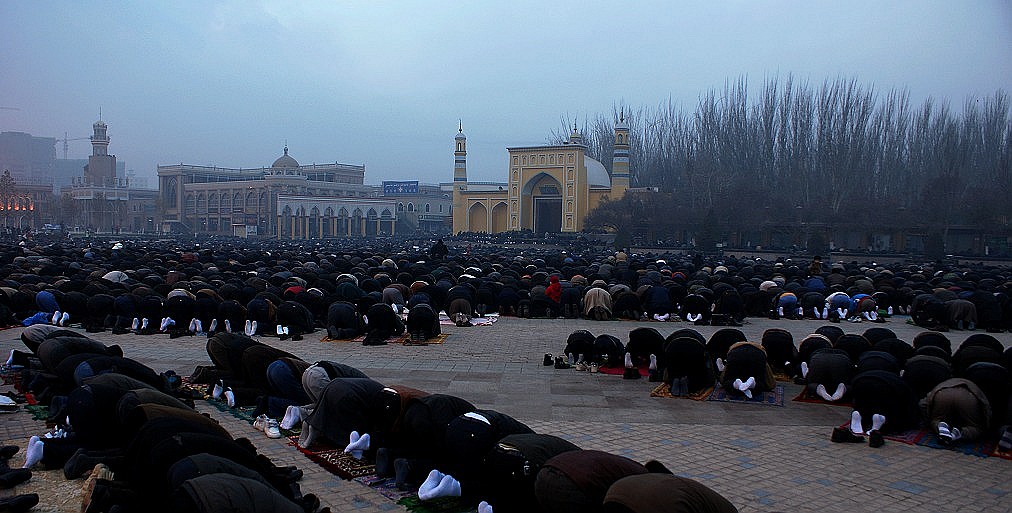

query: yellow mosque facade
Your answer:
[451,116,631,234]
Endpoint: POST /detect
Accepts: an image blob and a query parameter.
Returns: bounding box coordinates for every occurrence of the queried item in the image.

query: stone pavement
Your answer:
[2,316,1010,513]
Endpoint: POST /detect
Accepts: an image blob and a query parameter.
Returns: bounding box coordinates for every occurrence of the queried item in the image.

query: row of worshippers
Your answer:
[3,238,1011,338]
[7,324,323,513]
[180,332,740,513]
[555,325,1012,450]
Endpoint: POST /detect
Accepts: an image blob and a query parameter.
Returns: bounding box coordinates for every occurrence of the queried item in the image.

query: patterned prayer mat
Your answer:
[835,422,1010,460]
[597,364,650,377]
[648,382,714,401]
[397,496,472,513]
[354,475,415,502]
[707,384,785,406]
[792,389,853,407]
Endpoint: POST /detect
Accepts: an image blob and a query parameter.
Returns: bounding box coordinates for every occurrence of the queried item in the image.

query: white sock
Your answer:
[830,383,846,401]
[816,384,833,401]
[653,313,662,321]
[23,437,43,468]
[938,421,951,436]
[251,321,258,335]
[871,414,886,432]
[743,376,756,390]
[813,308,820,319]
[283,326,289,335]
[568,353,575,365]
[716,358,726,372]
[188,318,197,332]
[778,307,784,317]
[424,474,462,500]
[224,388,235,408]
[345,432,370,459]
[743,388,752,399]
[281,405,302,430]
[863,312,872,321]
[277,324,284,336]
[837,308,846,319]
[851,410,865,435]
[649,354,657,371]
[60,312,70,326]
[298,423,317,448]
[687,313,700,322]
[624,352,634,369]
[949,427,962,441]
[195,319,203,334]
[141,318,149,330]
[131,318,139,330]
[733,378,744,391]
[209,319,218,332]
[52,311,61,325]
[478,501,494,513]
[800,361,809,378]
[418,470,445,500]
[212,381,224,399]
[869,311,877,321]
[887,306,893,315]
[225,319,232,333]
[5,350,13,366]
[245,320,252,336]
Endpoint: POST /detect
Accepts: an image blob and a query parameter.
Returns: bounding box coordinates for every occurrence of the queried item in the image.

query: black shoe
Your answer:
[648,370,662,382]
[64,449,107,480]
[543,353,554,366]
[831,427,865,443]
[0,445,18,460]
[0,493,39,513]
[0,468,32,489]
[554,357,570,369]
[394,458,412,490]
[868,430,885,448]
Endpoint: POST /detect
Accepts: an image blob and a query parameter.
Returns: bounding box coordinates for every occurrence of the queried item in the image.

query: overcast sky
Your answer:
[2,1,1010,185]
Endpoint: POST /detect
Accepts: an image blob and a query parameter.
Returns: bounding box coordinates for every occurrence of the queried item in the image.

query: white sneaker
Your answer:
[265,418,282,439]
[253,414,269,432]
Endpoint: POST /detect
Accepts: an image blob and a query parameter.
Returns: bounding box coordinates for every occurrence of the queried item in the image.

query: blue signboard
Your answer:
[383,180,419,195]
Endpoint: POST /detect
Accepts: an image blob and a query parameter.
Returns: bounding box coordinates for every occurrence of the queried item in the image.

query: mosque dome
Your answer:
[272,146,299,168]
[585,157,611,187]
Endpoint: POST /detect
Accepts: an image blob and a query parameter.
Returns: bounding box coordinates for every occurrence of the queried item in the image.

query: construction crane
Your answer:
[56,132,90,159]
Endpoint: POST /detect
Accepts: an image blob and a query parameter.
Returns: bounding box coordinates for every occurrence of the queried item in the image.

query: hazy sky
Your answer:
[2,1,1010,185]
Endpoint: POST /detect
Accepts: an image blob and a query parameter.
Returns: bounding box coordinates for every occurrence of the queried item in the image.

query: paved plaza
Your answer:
[2,316,1010,513]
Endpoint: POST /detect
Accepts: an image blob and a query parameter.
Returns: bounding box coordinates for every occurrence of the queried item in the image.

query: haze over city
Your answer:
[2,1,1010,184]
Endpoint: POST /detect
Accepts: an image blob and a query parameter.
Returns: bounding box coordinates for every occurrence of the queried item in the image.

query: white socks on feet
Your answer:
[716,358,726,373]
[624,352,634,369]
[281,405,302,430]
[224,388,235,408]
[245,320,253,336]
[208,319,218,333]
[212,381,224,400]
[871,414,886,432]
[60,312,70,326]
[649,354,658,371]
[800,361,809,378]
[830,383,846,402]
[251,321,258,335]
[225,319,232,333]
[23,436,43,468]
[344,431,371,459]
[816,384,833,401]
[417,470,461,501]
[850,410,864,435]
[478,501,494,513]
[131,318,139,331]
[188,318,198,332]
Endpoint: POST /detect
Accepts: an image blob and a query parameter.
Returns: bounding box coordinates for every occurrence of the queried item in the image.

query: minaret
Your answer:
[451,122,467,234]
[611,109,630,198]
[568,121,584,145]
[85,115,116,187]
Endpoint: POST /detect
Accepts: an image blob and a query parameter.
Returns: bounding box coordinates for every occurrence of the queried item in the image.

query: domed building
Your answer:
[451,115,631,233]
[159,146,399,238]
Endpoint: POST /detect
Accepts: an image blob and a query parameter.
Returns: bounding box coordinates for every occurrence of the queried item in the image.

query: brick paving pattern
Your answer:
[1,317,1010,512]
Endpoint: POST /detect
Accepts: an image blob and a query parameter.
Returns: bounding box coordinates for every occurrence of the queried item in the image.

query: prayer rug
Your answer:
[648,382,714,401]
[0,366,23,391]
[792,389,853,407]
[708,384,785,406]
[322,333,449,345]
[397,496,473,513]
[598,364,650,377]
[834,422,1010,459]
[354,475,416,502]
[300,447,376,480]
[25,404,48,421]
[438,313,499,326]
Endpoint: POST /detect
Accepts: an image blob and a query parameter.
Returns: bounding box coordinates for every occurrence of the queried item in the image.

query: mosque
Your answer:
[451,115,631,234]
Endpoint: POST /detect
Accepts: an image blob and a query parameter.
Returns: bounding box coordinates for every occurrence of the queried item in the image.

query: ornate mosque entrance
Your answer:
[526,173,563,233]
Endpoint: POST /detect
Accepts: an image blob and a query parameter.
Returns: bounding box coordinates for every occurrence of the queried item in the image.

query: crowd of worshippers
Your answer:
[554,324,1012,450]
[6,325,738,513]
[2,239,1012,349]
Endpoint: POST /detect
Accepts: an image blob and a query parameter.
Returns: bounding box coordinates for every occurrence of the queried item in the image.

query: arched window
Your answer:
[425,203,430,213]
[407,203,414,212]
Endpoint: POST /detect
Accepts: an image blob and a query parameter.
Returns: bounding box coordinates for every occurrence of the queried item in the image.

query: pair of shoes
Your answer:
[0,493,38,513]
[589,362,599,373]
[554,356,571,369]
[830,427,865,443]
[543,353,554,366]
[868,430,885,448]
[574,361,589,371]
[253,414,282,439]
